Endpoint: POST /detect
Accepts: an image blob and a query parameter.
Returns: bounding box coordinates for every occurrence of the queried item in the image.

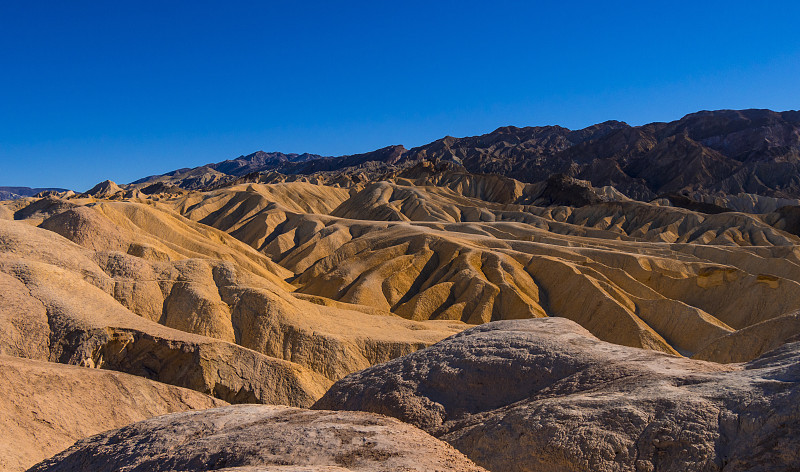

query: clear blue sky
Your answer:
[2,1,799,190]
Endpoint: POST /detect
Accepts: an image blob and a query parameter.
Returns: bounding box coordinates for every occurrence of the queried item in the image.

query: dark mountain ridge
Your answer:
[133,109,800,200]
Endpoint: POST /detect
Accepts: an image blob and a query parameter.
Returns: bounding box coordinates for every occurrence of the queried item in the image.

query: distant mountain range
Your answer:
[135,109,800,201]
[0,187,71,201]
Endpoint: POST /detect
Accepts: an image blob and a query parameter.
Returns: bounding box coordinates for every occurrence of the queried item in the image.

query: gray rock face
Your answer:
[28,405,487,472]
[314,318,800,472]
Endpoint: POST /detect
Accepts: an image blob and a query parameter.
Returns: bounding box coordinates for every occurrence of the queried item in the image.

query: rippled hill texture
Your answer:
[5,108,800,471]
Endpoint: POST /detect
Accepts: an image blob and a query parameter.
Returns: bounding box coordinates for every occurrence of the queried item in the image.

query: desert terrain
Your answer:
[4,109,800,471]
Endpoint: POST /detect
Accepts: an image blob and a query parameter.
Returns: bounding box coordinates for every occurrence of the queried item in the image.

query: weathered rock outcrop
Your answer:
[29,405,487,472]
[315,318,800,472]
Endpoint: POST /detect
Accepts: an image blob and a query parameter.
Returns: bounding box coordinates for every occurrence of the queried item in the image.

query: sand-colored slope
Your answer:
[693,311,800,363]
[0,355,224,472]
[1,200,464,406]
[331,181,798,245]
[0,221,331,406]
[40,199,294,284]
[158,180,800,361]
[8,177,800,363]
[176,182,353,221]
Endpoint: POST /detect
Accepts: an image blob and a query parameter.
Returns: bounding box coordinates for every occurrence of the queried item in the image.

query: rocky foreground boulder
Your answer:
[28,405,487,472]
[315,317,800,471]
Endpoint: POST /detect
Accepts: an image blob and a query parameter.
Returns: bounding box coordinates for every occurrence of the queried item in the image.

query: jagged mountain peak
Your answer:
[128,108,800,202]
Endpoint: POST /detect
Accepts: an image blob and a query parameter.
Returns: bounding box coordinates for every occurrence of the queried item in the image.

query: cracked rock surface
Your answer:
[28,405,487,472]
[315,317,800,471]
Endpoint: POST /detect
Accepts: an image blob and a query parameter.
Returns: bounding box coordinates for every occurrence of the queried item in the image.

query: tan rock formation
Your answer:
[82,179,123,198]
[155,180,800,360]
[0,199,463,406]
[693,311,800,363]
[7,179,796,363]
